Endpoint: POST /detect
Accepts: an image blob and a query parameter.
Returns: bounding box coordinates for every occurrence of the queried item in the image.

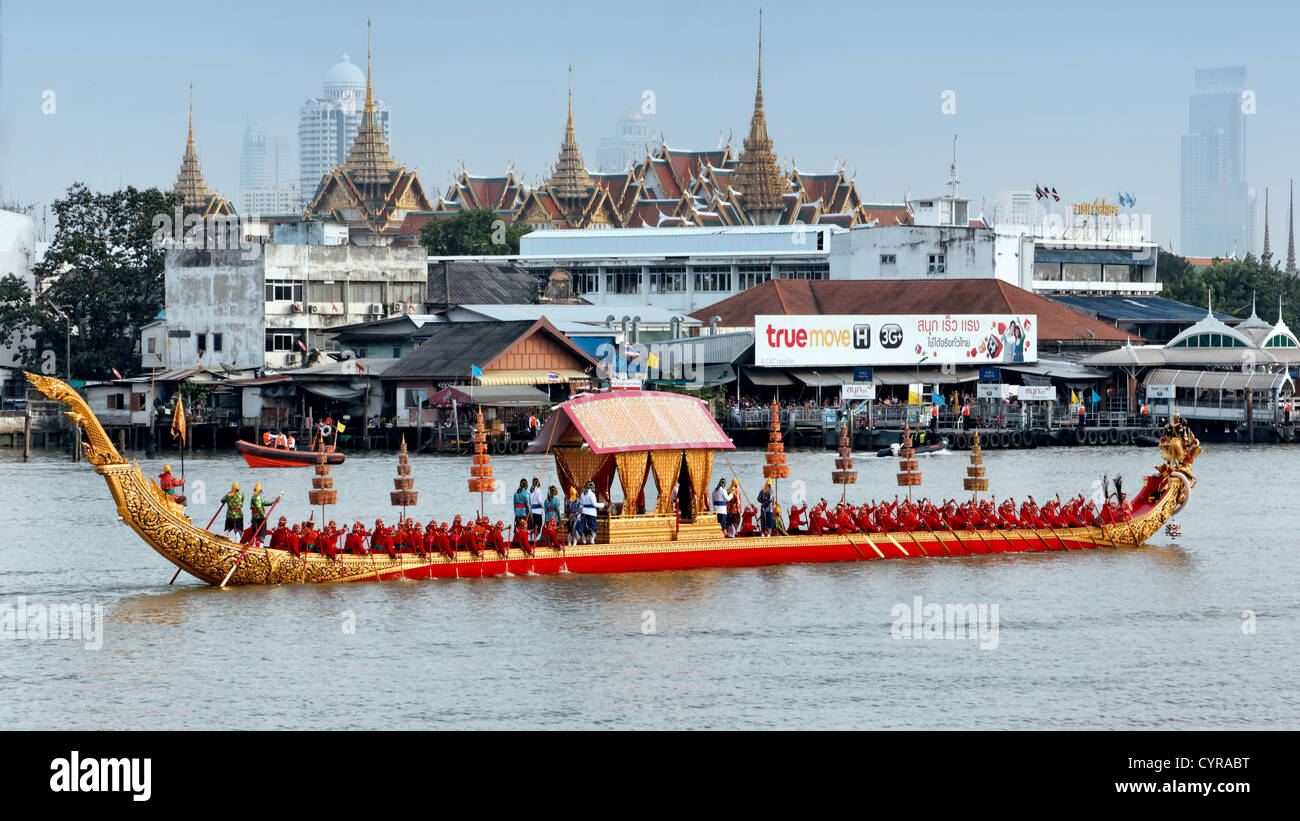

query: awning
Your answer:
[869,367,979,386]
[474,368,589,386]
[1144,368,1293,393]
[648,364,736,388]
[300,383,366,401]
[743,367,794,386]
[1004,359,1109,381]
[788,369,855,387]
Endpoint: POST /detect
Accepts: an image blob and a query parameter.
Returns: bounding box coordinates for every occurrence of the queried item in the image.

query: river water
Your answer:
[0,442,1295,729]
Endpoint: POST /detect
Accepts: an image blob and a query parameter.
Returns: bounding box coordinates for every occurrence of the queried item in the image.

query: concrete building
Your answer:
[0,209,37,396]
[1180,67,1253,257]
[298,54,390,209]
[163,241,427,371]
[239,124,297,216]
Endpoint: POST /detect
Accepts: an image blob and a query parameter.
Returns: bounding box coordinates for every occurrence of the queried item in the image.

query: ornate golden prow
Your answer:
[24,372,124,466]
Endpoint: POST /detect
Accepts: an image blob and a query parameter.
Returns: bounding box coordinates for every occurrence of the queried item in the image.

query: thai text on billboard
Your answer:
[755,315,1037,367]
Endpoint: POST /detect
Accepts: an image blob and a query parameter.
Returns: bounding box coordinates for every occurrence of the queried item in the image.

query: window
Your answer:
[265,331,301,352]
[928,254,946,274]
[570,268,599,294]
[350,282,383,306]
[211,333,223,353]
[648,266,686,293]
[1265,335,1298,348]
[265,281,303,302]
[131,393,147,412]
[693,266,732,293]
[880,254,897,265]
[308,281,344,304]
[147,337,156,354]
[106,394,125,410]
[604,267,641,294]
[776,263,830,280]
[737,265,771,291]
[388,282,424,309]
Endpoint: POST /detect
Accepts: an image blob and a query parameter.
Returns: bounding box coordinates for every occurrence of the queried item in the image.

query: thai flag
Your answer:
[546,371,560,382]
[1050,187,1060,202]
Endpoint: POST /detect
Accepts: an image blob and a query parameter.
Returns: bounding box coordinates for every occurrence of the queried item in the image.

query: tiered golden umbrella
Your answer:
[390,436,418,522]
[963,430,989,500]
[308,442,337,521]
[830,421,856,501]
[896,423,922,499]
[762,400,788,482]
[467,409,493,515]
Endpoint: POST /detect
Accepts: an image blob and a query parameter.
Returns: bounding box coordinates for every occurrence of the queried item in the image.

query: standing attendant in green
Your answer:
[544,485,562,527]
[222,482,245,536]
[249,483,267,535]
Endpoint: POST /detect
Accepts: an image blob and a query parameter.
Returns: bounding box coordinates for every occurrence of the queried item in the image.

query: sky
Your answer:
[1,0,1297,252]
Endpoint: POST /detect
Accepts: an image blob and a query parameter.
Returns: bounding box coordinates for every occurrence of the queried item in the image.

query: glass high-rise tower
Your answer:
[1180,67,1253,257]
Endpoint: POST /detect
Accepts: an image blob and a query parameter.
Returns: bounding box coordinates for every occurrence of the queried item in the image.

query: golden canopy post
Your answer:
[467,409,493,517]
[390,436,418,522]
[963,430,988,502]
[896,424,922,501]
[762,399,788,508]
[831,421,856,502]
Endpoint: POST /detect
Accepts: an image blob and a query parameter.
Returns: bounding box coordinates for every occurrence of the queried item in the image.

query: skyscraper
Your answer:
[239,124,296,215]
[297,54,390,209]
[1180,67,1252,257]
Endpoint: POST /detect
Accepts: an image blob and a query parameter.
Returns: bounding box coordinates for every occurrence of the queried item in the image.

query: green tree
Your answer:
[1158,249,1298,327]
[419,208,533,256]
[4,183,180,379]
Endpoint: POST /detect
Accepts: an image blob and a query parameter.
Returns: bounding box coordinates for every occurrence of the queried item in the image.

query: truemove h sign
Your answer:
[755,315,1037,367]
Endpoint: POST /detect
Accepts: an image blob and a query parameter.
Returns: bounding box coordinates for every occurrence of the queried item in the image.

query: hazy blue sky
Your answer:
[1,0,1296,251]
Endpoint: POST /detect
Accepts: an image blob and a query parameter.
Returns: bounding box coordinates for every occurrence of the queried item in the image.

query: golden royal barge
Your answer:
[27,373,1197,586]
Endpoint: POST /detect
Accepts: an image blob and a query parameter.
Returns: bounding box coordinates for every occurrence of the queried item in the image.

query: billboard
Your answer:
[755,315,1037,367]
[1017,386,1058,402]
[841,383,877,401]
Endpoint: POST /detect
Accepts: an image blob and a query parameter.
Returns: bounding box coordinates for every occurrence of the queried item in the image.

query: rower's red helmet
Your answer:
[278,515,287,525]
[328,520,336,528]
[375,518,383,525]
[496,521,505,529]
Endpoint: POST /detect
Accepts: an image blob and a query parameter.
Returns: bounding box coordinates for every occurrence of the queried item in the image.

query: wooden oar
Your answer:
[219,494,281,588]
[881,530,909,557]
[204,502,226,531]
[168,566,183,585]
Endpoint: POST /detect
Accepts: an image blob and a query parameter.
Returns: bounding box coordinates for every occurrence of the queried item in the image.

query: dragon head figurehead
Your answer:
[24,372,125,467]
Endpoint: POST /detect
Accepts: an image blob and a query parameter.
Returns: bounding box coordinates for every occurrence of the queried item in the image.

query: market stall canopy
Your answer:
[474,368,588,386]
[1003,359,1109,381]
[869,367,979,386]
[525,389,735,454]
[788,369,854,387]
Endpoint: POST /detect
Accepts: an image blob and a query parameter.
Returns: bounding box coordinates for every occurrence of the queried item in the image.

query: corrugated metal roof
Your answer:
[1051,295,1239,324]
[1145,368,1293,393]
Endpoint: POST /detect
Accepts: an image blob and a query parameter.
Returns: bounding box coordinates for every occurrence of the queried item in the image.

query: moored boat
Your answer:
[26,373,1198,587]
[235,439,345,468]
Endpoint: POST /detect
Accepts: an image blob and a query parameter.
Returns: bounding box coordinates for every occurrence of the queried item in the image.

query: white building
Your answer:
[163,235,426,371]
[597,107,652,172]
[297,55,390,209]
[992,190,1044,232]
[239,124,297,216]
[0,209,37,396]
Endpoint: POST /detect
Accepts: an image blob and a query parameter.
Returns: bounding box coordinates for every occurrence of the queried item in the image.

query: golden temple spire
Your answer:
[173,83,214,209]
[733,8,789,224]
[342,18,398,187]
[548,65,594,202]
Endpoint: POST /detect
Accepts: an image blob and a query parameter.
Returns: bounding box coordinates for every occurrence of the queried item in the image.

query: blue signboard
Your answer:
[979,366,1001,382]
[853,366,874,383]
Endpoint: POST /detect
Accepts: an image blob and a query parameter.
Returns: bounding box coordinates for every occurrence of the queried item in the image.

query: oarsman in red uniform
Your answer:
[786,503,806,534]
[511,520,532,555]
[371,519,398,560]
[158,465,186,505]
[300,520,318,552]
[318,521,341,560]
[807,500,828,535]
[540,519,563,551]
[435,521,454,559]
[486,521,507,555]
[269,516,293,553]
[285,523,303,557]
[739,504,757,536]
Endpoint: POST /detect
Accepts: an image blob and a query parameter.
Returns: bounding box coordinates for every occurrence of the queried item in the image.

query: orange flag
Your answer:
[171,396,187,444]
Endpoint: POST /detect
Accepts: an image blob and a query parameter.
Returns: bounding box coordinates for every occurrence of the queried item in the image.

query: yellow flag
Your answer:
[647,352,660,369]
[336,421,346,433]
[1070,390,1078,403]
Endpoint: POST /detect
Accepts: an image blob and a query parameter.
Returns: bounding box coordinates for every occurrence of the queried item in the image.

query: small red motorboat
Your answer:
[235,440,345,468]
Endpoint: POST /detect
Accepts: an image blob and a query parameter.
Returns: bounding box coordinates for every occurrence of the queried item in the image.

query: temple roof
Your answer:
[547,68,595,201]
[172,87,233,216]
[526,389,735,454]
[731,11,790,218]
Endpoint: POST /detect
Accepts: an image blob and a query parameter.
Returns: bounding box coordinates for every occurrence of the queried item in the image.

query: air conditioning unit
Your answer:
[308,305,320,314]
[391,301,404,314]
[369,303,382,314]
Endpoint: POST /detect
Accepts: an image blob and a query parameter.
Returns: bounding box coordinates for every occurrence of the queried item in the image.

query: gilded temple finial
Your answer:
[733,8,789,224]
